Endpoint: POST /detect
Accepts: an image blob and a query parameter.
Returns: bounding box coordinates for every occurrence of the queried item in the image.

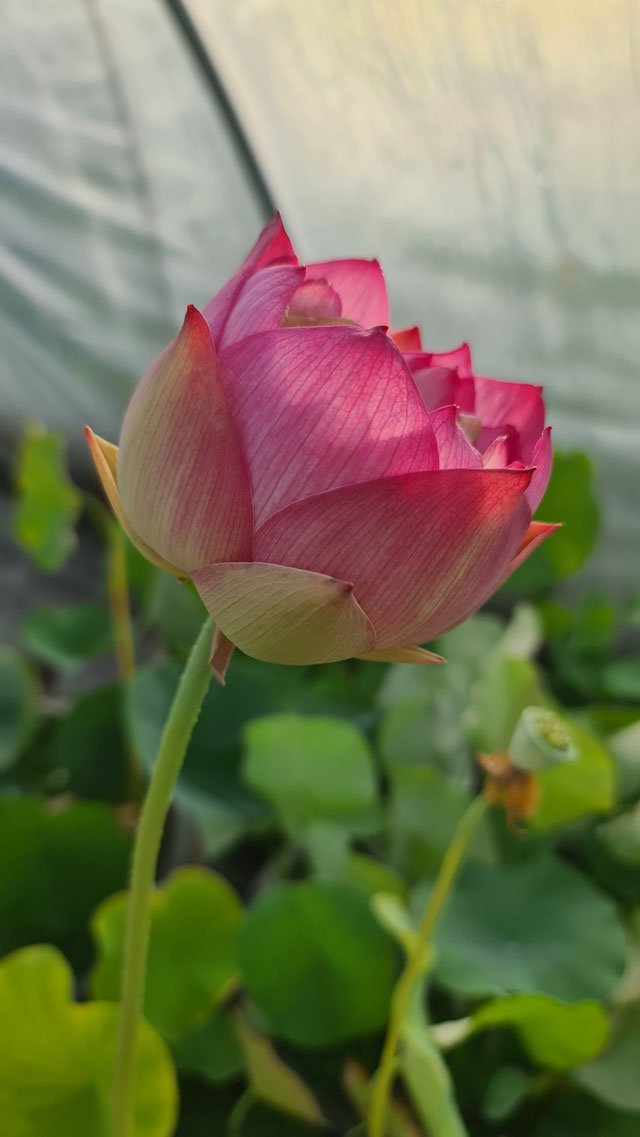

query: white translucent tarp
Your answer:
[1,0,639,590]
[0,0,265,445]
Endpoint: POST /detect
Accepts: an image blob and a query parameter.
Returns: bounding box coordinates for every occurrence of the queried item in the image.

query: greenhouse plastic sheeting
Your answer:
[1,0,639,590]
[0,0,265,449]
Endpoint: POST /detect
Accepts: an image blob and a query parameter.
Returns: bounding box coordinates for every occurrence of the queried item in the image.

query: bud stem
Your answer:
[111,617,214,1137]
[369,793,489,1137]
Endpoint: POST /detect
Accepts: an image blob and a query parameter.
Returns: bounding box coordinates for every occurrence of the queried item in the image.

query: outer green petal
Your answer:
[118,306,253,574]
[190,562,376,666]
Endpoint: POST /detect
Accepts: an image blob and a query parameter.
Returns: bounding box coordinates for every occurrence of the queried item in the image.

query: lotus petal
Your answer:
[480,426,520,467]
[430,343,474,379]
[118,306,253,573]
[287,279,343,319]
[473,375,545,462]
[417,343,474,380]
[304,258,389,328]
[191,561,376,665]
[85,427,182,576]
[218,325,438,526]
[407,344,476,413]
[410,365,466,413]
[391,326,423,351]
[526,427,553,513]
[430,406,483,470]
[501,521,560,581]
[219,264,304,347]
[204,214,297,343]
[255,467,532,648]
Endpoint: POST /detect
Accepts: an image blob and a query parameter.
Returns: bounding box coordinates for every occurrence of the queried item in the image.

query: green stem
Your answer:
[369,794,488,1137]
[111,618,214,1137]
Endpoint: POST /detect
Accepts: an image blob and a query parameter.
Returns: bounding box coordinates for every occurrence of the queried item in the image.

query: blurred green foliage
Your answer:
[467,994,609,1070]
[0,944,176,1136]
[237,879,398,1046]
[92,867,242,1039]
[21,602,114,673]
[11,425,81,571]
[3,434,640,1136]
[0,647,39,770]
[505,450,599,595]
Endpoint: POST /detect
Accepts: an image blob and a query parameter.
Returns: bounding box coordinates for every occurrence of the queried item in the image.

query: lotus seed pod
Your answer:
[508,706,577,773]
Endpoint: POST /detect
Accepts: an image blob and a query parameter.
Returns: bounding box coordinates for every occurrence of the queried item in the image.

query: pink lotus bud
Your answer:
[86,216,557,668]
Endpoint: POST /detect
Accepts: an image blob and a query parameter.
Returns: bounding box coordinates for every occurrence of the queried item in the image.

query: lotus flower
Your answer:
[86,216,556,674]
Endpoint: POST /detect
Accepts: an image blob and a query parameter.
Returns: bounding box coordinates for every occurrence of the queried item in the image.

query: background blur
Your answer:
[2,0,639,593]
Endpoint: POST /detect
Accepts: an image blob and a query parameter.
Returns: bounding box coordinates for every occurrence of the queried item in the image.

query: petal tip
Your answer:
[84,423,101,451]
[182,303,208,335]
[357,645,446,665]
[210,627,234,685]
[328,577,354,596]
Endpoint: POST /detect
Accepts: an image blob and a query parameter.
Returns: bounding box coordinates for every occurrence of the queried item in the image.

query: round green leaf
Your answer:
[92,867,243,1040]
[237,881,398,1046]
[243,713,379,838]
[0,944,176,1136]
[422,855,626,1003]
[472,994,609,1069]
[0,646,39,771]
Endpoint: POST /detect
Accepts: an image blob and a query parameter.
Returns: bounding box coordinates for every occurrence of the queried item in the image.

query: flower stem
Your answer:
[368,793,489,1137]
[111,617,214,1137]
